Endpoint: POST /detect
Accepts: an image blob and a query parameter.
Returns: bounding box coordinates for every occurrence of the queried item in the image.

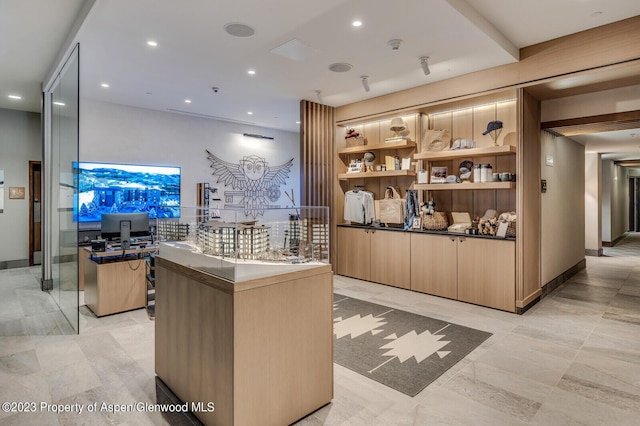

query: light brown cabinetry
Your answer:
[337,226,371,281]
[337,227,410,289]
[334,92,541,313]
[458,237,515,311]
[82,246,158,317]
[410,233,515,311]
[84,257,146,317]
[410,233,457,299]
[370,230,410,289]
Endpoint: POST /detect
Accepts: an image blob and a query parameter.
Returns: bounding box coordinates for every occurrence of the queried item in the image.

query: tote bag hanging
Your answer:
[377,187,405,224]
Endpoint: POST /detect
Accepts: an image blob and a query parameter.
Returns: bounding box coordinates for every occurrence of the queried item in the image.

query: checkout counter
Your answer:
[82,244,157,317]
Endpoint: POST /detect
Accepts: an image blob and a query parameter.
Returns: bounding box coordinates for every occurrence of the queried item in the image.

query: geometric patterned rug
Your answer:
[333,294,492,396]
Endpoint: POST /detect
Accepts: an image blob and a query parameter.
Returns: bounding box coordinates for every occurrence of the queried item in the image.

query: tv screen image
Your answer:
[74,162,181,222]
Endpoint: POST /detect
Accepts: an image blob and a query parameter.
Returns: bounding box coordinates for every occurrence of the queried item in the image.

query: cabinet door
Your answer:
[337,227,371,281]
[457,237,515,312]
[410,233,457,298]
[370,230,410,289]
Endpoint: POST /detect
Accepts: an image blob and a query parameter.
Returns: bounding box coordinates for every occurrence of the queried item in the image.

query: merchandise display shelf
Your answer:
[338,140,416,155]
[338,170,416,180]
[414,144,516,161]
[413,182,516,190]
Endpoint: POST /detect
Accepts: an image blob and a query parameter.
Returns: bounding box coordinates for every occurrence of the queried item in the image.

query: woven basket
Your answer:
[506,220,516,238]
[422,211,448,231]
[346,135,366,147]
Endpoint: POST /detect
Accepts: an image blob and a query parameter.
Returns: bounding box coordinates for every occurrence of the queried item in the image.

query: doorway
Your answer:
[29,161,42,265]
[630,177,640,232]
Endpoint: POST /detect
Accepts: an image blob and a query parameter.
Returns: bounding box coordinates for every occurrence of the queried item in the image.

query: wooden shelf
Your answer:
[338,170,416,180]
[413,182,516,190]
[338,140,416,155]
[414,144,516,161]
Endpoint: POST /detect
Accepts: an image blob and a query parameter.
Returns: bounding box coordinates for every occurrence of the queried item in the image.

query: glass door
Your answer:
[46,44,79,333]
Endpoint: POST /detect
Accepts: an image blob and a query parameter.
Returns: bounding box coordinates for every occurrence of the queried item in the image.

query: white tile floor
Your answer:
[0,234,639,425]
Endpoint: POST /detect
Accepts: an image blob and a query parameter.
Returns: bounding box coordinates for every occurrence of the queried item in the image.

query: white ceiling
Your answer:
[2,0,640,155]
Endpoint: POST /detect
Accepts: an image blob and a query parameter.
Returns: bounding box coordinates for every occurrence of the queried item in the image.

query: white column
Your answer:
[585,153,602,256]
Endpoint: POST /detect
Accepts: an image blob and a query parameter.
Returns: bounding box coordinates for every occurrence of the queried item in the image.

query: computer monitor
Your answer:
[101,213,150,243]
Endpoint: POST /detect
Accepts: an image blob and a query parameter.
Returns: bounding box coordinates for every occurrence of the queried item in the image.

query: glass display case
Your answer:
[154,206,329,282]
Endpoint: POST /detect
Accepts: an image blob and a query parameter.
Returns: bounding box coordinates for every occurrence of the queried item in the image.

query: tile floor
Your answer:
[0,234,639,425]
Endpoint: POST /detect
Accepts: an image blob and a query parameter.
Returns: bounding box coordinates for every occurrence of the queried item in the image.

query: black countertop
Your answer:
[337,223,516,241]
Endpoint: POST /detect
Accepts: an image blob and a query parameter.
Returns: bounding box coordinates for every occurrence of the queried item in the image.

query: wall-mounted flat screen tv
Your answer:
[74,162,181,222]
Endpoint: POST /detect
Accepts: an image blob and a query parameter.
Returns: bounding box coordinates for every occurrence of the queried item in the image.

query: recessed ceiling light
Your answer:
[101,83,109,88]
[248,70,256,75]
[147,40,158,47]
[329,63,353,73]
[352,20,362,27]
[184,99,192,104]
[53,101,65,106]
[247,111,253,115]
[296,121,301,124]
[224,22,255,38]
[8,95,22,100]
[591,11,603,17]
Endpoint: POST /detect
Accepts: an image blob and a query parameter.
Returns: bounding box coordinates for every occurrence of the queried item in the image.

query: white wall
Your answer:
[540,132,585,284]
[602,162,630,242]
[612,166,629,239]
[79,100,301,225]
[585,153,602,254]
[601,160,613,242]
[0,108,41,265]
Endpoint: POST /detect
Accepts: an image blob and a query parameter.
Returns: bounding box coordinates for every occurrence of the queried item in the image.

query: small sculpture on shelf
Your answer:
[423,199,436,215]
[386,117,410,143]
[363,151,376,172]
[459,160,473,182]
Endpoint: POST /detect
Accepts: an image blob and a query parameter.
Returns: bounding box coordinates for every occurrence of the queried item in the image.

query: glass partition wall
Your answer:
[43,44,79,333]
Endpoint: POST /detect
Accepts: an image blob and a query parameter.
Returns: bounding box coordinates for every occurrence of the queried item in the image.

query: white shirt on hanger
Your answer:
[344,190,374,224]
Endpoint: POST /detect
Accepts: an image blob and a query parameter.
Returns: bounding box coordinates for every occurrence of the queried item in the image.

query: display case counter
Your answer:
[155,206,330,282]
[154,256,333,426]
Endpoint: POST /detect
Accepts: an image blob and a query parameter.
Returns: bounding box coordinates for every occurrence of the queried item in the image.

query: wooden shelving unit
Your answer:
[338,170,416,180]
[414,144,516,161]
[413,182,516,190]
[338,139,417,155]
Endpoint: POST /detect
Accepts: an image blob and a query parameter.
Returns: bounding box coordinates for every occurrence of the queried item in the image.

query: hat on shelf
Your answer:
[482,120,503,135]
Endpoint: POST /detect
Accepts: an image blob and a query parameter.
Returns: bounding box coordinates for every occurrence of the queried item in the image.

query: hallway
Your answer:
[0,235,639,425]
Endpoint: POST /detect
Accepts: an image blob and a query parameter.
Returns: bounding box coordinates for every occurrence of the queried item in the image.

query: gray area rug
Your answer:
[333,294,492,397]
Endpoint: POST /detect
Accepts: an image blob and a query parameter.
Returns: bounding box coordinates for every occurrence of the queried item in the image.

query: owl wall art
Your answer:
[205,150,294,218]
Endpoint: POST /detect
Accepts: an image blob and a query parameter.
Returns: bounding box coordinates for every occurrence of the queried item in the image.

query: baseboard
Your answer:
[155,377,204,426]
[541,258,587,298]
[516,289,542,314]
[602,233,626,247]
[0,259,29,270]
[585,248,603,257]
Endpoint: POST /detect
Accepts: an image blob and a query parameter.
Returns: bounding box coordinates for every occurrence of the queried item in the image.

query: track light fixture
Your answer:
[361,76,370,92]
[419,56,430,76]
